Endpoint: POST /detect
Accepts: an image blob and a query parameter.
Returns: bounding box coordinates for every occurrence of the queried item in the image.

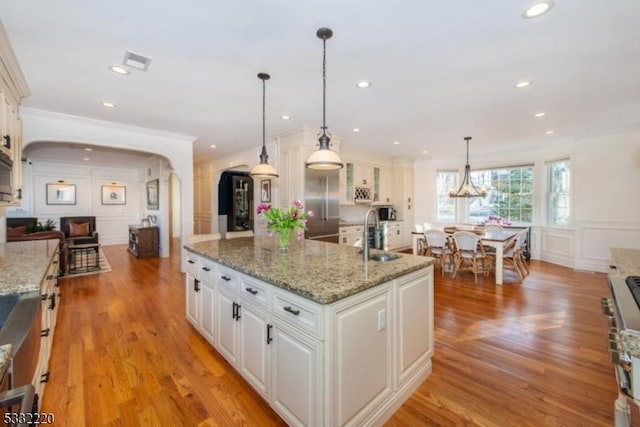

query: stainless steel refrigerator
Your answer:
[305,169,340,243]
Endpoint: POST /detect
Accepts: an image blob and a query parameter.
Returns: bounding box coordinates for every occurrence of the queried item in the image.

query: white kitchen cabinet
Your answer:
[185,275,200,326]
[376,166,392,205]
[184,255,216,346]
[216,268,240,366]
[199,275,216,346]
[339,225,363,246]
[354,163,373,188]
[271,322,322,427]
[396,270,433,386]
[184,247,433,427]
[385,221,404,250]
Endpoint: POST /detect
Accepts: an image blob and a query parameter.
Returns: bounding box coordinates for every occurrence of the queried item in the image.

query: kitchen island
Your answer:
[184,236,434,427]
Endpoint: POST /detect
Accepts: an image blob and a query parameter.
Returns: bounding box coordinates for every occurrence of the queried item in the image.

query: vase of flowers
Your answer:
[257,200,313,252]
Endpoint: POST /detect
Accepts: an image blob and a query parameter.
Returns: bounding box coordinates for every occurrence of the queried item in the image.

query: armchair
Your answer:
[60,216,99,245]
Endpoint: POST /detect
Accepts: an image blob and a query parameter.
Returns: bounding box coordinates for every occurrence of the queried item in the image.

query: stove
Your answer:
[603,275,640,426]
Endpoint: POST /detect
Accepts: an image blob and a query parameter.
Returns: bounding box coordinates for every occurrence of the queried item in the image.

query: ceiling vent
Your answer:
[123,51,152,71]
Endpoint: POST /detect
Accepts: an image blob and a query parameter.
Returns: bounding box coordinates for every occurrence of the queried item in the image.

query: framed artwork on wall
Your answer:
[101,185,126,205]
[261,179,271,202]
[46,183,76,205]
[146,179,159,210]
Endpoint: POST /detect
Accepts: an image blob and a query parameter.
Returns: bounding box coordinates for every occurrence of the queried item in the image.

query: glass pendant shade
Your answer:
[250,72,279,179]
[449,137,487,198]
[306,27,344,170]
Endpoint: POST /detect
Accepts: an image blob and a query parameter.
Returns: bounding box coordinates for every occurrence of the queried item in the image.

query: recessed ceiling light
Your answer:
[393,141,400,145]
[352,128,360,133]
[210,144,217,149]
[281,115,291,120]
[101,101,116,108]
[533,112,546,118]
[515,81,532,89]
[522,0,555,19]
[546,130,556,135]
[422,150,429,155]
[83,157,91,161]
[83,147,93,152]
[356,81,371,89]
[108,65,129,75]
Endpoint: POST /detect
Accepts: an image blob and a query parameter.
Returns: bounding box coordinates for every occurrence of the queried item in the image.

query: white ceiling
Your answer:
[1,0,640,165]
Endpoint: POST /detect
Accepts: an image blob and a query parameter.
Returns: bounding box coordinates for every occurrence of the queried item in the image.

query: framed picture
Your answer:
[261,179,271,202]
[146,179,159,210]
[101,185,126,205]
[46,183,76,205]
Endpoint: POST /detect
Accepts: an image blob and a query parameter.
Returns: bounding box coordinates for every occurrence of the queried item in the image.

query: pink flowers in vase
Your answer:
[257,199,313,241]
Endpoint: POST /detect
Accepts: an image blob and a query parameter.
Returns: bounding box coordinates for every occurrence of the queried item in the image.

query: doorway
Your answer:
[218,171,253,235]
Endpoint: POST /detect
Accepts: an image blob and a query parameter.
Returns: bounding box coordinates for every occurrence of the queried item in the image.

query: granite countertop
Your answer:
[185,236,433,304]
[0,343,12,382]
[0,240,59,296]
[610,248,640,356]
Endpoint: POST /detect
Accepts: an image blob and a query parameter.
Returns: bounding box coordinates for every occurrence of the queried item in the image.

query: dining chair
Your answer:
[498,230,529,282]
[451,231,489,283]
[483,223,504,233]
[187,233,222,244]
[424,229,454,277]
[225,230,254,239]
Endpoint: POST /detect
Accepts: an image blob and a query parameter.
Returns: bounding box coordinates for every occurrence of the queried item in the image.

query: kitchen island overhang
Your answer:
[184,237,435,426]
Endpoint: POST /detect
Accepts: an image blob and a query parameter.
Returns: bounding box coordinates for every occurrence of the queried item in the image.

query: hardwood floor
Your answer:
[42,240,626,426]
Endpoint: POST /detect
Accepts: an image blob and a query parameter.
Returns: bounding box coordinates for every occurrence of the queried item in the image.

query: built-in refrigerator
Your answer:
[304,169,340,243]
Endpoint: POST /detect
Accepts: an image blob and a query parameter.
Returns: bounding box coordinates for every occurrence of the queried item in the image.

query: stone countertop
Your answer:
[611,247,640,277]
[339,220,403,227]
[610,248,640,357]
[185,236,433,304]
[0,240,59,296]
[0,343,11,382]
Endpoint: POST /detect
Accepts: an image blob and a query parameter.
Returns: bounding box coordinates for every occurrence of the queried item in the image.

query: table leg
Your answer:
[495,242,504,285]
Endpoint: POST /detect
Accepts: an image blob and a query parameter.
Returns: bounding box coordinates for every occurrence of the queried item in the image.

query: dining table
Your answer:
[412,228,519,285]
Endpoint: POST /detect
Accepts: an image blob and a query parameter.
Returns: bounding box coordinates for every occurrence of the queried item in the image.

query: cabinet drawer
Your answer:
[240,277,270,309]
[185,252,200,278]
[272,289,323,339]
[217,266,239,294]
[199,258,216,282]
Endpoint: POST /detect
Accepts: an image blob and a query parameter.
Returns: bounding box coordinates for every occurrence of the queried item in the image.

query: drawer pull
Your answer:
[41,328,50,337]
[202,266,211,272]
[245,287,258,295]
[194,278,200,292]
[267,324,273,344]
[283,306,300,316]
[187,259,195,264]
[41,371,50,383]
[221,275,231,281]
[41,293,48,301]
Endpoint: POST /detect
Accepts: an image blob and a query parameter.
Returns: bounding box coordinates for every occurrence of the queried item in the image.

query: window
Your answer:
[467,165,534,223]
[436,170,457,222]
[548,159,570,226]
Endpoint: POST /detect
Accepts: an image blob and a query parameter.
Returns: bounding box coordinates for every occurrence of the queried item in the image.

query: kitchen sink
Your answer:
[369,252,401,262]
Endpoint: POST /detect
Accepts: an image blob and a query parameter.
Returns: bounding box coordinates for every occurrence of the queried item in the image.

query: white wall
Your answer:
[19,108,195,265]
[413,130,640,272]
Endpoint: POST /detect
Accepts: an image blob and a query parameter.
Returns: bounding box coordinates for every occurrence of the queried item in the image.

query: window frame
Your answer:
[547,158,571,226]
[436,169,458,223]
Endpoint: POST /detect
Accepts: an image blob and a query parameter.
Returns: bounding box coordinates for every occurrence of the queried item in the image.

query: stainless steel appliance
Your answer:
[305,169,340,243]
[378,207,396,221]
[602,275,640,427]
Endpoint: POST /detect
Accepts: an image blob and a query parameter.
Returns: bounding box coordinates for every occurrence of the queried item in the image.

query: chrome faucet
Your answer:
[363,207,380,261]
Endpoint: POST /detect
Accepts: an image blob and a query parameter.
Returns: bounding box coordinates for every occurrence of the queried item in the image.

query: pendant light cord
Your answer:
[262,76,266,149]
[322,37,327,135]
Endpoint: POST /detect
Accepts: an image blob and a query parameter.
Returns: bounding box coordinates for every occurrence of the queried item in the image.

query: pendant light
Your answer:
[250,72,279,178]
[449,137,487,198]
[306,27,344,170]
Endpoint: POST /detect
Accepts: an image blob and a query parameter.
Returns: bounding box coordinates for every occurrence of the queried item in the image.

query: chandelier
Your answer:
[305,27,344,170]
[449,136,487,198]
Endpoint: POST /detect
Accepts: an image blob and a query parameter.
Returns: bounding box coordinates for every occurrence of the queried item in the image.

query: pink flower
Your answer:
[296,230,304,239]
[291,211,298,219]
[307,210,315,217]
[294,199,304,209]
[256,203,271,214]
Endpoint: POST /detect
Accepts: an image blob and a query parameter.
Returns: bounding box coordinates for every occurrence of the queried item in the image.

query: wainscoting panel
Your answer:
[575,223,640,272]
[539,229,574,269]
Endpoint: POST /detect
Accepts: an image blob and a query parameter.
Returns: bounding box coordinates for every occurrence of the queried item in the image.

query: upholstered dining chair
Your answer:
[423,229,454,277]
[451,231,489,283]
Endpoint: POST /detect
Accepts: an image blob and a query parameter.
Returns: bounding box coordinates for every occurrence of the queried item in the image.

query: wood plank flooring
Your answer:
[42,240,627,426]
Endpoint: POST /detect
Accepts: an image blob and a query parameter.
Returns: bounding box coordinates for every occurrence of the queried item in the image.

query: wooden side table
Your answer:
[128,225,159,258]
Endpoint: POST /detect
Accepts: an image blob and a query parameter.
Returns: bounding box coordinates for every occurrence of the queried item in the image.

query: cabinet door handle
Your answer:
[232,302,236,320]
[194,278,200,292]
[187,259,195,264]
[41,328,50,337]
[245,287,258,295]
[41,371,50,383]
[41,293,48,301]
[283,306,300,316]
[46,274,54,280]
[267,324,273,344]
[49,293,56,311]
[236,303,241,320]
[221,275,231,281]
[202,266,211,272]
